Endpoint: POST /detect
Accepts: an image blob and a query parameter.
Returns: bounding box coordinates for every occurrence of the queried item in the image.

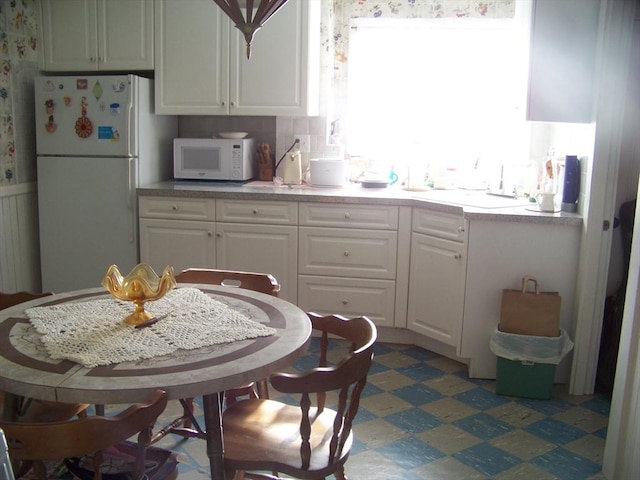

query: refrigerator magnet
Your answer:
[97,126,119,141]
[64,96,72,106]
[93,81,103,100]
[45,115,57,133]
[75,116,92,138]
[112,79,126,93]
[110,103,120,114]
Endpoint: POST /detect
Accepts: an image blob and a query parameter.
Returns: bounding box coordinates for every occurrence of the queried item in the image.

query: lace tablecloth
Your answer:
[25,287,276,368]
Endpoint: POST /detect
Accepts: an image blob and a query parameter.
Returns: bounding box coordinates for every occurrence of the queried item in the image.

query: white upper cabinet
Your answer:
[527,0,600,123]
[41,0,154,72]
[155,0,320,115]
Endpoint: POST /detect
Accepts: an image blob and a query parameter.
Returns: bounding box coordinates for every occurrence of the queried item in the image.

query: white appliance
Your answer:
[309,158,346,187]
[173,138,257,181]
[35,74,177,292]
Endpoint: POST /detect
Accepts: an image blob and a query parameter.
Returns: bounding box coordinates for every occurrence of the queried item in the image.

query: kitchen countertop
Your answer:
[138,180,583,226]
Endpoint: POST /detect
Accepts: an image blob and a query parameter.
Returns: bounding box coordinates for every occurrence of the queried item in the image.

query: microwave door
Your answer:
[182,146,223,179]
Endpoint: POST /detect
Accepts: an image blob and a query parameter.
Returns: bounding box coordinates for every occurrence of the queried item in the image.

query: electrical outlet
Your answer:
[295,134,311,153]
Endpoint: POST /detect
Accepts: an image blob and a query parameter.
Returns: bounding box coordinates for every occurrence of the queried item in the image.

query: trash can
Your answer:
[490,326,574,399]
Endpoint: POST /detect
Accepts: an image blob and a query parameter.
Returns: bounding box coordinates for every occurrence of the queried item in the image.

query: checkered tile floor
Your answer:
[153,341,610,480]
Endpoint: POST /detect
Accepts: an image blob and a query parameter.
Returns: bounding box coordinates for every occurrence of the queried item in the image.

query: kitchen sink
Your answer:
[411,189,533,209]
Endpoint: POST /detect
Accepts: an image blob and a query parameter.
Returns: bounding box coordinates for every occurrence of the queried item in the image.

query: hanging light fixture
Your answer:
[212,0,290,59]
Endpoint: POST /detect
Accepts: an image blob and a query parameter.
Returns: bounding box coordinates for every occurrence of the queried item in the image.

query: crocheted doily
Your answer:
[25,287,276,368]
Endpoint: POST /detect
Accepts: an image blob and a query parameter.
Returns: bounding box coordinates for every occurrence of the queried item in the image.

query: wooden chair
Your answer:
[175,268,280,298]
[152,268,280,443]
[0,291,53,312]
[1,390,178,480]
[0,290,89,424]
[221,313,377,480]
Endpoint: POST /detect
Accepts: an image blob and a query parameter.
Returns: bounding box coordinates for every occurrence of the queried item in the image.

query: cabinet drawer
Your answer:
[139,196,215,221]
[216,199,298,225]
[298,275,395,328]
[299,227,397,279]
[412,208,466,242]
[299,203,398,229]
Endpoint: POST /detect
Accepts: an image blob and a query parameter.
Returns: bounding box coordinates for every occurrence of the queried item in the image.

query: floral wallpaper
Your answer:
[0,0,39,187]
[323,0,516,140]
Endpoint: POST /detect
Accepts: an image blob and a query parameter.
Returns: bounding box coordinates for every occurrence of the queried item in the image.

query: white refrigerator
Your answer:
[35,75,177,292]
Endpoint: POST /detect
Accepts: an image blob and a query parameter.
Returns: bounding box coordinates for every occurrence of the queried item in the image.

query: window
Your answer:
[345,6,531,182]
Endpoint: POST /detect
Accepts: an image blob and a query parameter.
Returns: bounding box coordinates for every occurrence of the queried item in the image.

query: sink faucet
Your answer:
[487,164,517,198]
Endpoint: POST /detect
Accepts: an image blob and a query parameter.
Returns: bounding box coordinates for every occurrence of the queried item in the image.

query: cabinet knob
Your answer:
[172,205,178,210]
[252,209,259,214]
[208,231,213,237]
[458,226,465,233]
[216,232,222,237]
[454,253,462,260]
[342,299,349,305]
[231,101,237,107]
[344,212,350,219]
[89,57,95,62]
[221,101,226,106]
[343,250,350,257]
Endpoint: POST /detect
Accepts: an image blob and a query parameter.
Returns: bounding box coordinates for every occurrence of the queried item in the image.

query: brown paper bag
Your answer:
[499,276,561,337]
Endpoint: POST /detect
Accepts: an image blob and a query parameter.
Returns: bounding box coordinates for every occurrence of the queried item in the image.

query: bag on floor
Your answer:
[499,276,561,337]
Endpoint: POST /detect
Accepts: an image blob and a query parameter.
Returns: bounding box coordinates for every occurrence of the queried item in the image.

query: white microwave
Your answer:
[173,138,257,181]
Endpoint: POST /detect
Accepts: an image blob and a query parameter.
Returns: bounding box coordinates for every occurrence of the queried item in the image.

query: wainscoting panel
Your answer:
[0,183,41,292]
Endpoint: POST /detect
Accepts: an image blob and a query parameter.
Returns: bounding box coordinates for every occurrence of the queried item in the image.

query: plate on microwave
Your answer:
[218,132,248,139]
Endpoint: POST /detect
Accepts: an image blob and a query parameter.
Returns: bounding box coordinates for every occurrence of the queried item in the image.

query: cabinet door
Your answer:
[41,0,98,71]
[229,0,320,116]
[139,218,215,274]
[98,0,153,70]
[527,0,600,123]
[407,232,466,350]
[215,223,298,303]
[154,0,229,115]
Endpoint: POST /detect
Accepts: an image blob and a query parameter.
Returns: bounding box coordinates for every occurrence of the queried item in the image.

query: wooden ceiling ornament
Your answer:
[212,0,290,59]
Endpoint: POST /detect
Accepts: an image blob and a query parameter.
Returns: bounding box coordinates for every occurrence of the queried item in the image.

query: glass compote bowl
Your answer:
[102,264,176,326]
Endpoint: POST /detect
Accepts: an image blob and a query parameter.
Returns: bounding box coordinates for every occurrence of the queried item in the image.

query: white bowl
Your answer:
[218,132,248,139]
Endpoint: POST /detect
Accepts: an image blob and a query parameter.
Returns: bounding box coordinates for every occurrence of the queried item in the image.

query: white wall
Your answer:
[0,183,41,292]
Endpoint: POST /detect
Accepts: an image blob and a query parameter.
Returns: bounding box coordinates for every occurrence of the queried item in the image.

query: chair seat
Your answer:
[222,399,352,477]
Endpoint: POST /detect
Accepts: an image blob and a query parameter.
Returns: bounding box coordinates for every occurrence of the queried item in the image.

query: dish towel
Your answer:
[26,287,276,368]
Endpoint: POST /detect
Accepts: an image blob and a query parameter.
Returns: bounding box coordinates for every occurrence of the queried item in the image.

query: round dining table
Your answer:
[0,284,312,480]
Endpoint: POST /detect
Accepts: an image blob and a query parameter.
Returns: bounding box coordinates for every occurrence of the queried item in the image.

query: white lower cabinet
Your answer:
[215,223,298,303]
[297,203,400,327]
[139,218,215,273]
[298,275,396,327]
[215,199,298,303]
[139,197,216,274]
[407,209,467,351]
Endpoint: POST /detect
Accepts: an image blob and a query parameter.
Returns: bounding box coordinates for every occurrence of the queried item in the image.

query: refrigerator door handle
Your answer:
[127,86,135,157]
[127,158,135,244]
